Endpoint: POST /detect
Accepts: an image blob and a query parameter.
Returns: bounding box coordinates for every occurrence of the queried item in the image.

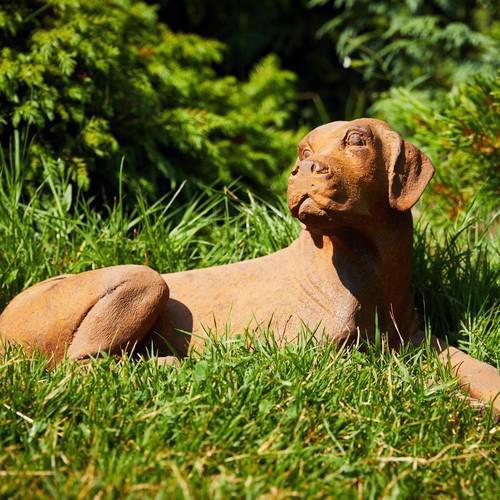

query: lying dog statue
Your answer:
[1,118,498,410]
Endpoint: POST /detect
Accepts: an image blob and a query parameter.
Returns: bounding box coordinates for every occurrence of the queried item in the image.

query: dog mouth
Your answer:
[298,197,329,217]
[289,193,307,216]
[289,192,310,218]
[291,194,330,220]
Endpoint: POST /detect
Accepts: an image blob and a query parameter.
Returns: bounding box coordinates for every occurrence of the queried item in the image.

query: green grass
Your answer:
[1,340,498,498]
[0,146,499,497]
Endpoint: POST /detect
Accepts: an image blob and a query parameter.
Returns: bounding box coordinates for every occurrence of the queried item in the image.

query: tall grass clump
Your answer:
[0,134,299,309]
[413,208,499,367]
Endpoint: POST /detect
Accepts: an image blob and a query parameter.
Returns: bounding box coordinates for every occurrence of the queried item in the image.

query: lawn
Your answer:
[1,161,499,498]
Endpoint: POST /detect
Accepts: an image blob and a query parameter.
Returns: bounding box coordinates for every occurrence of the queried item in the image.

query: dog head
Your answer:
[287,118,435,233]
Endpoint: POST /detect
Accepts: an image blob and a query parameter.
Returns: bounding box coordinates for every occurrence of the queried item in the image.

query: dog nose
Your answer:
[291,160,329,176]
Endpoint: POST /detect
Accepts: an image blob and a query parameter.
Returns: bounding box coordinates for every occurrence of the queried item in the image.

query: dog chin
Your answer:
[296,197,332,224]
[296,197,362,233]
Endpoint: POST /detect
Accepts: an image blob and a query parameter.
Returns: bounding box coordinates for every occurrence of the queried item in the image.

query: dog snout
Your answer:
[291,160,330,176]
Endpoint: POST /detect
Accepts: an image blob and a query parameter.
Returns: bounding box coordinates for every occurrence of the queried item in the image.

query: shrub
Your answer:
[372,75,500,217]
[0,0,300,197]
[313,0,498,90]
[158,1,500,122]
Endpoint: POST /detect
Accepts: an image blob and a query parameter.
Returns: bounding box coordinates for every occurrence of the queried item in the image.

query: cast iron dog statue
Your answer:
[1,118,498,410]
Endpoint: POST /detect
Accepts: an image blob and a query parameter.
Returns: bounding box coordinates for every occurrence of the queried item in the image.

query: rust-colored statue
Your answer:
[1,119,498,411]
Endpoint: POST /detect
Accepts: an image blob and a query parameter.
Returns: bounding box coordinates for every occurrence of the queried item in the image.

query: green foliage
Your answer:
[0,1,299,195]
[155,1,499,123]
[313,0,499,90]
[373,75,500,215]
[156,0,351,122]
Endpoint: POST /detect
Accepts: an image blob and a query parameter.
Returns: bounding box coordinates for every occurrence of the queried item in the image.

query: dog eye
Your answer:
[302,148,312,159]
[347,132,365,146]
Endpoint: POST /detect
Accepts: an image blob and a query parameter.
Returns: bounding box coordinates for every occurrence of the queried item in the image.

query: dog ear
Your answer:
[384,131,435,211]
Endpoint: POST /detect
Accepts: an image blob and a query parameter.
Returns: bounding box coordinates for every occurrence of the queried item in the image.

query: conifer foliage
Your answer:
[0,1,299,195]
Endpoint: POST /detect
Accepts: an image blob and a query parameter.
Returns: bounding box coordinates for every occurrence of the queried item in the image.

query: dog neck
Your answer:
[289,210,417,340]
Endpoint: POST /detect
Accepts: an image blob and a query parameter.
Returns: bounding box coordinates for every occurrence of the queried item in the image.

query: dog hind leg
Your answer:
[0,265,169,364]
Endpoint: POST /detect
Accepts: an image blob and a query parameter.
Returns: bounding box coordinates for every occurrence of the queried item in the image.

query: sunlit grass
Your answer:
[1,337,498,498]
